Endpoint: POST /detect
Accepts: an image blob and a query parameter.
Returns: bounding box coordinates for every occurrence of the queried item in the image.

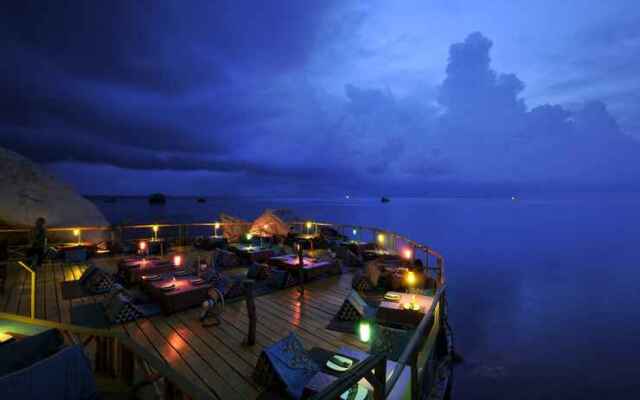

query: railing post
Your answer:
[436,257,444,286]
[243,279,256,346]
[410,351,419,399]
[373,356,386,400]
[119,341,135,385]
[30,268,36,319]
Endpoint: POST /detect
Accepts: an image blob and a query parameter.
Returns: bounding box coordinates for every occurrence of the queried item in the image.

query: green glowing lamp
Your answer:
[358,320,371,343]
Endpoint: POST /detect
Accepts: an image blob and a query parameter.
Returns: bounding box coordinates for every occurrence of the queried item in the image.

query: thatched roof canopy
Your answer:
[249,209,290,237]
[219,213,250,241]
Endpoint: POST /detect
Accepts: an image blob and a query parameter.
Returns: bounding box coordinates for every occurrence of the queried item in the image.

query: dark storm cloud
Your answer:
[0,0,340,170]
[2,0,640,196]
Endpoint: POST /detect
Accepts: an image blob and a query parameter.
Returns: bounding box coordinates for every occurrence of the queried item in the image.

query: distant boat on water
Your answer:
[148,193,166,205]
[197,197,206,203]
[381,196,390,203]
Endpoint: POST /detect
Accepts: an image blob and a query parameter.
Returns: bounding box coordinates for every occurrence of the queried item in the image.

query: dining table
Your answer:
[117,257,175,285]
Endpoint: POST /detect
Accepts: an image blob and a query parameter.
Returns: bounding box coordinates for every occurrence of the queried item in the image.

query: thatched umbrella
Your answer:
[219,213,250,242]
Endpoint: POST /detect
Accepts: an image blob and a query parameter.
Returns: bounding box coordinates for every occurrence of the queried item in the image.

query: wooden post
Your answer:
[119,341,135,385]
[436,257,444,286]
[373,357,387,400]
[297,243,305,294]
[243,279,256,346]
[410,351,419,400]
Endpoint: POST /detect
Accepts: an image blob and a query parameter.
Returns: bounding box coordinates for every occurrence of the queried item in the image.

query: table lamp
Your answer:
[358,320,372,343]
[173,254,182,268]
[139,241,147,258]
[406,271,418,310]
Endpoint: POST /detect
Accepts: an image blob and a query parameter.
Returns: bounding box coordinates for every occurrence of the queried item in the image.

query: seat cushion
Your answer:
[0,329,64,376]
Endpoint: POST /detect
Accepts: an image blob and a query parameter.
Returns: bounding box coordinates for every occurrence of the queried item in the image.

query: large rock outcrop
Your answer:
[0,147,109,228]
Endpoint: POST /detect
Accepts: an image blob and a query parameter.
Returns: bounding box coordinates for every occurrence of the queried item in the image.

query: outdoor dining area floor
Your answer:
[0,258,368,400]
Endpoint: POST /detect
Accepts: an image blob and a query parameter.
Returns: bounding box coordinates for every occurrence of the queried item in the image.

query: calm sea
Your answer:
[91,194,640,399]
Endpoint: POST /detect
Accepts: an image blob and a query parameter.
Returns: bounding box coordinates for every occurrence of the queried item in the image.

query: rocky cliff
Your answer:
[0,147,108,228]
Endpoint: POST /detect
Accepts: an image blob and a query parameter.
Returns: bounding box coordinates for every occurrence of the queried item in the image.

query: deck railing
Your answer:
[0,312,215,400]
[0,220,445,287]
[16,261,36,319]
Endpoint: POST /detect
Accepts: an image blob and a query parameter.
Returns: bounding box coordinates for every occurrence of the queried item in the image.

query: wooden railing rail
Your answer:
[0,312,215,400]
[384,285,446,399]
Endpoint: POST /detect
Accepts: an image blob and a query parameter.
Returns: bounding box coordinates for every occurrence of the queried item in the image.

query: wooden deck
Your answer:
[0,258,367,400]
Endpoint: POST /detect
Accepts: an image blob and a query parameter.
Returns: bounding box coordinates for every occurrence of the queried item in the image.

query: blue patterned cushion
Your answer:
[262,333,319,399]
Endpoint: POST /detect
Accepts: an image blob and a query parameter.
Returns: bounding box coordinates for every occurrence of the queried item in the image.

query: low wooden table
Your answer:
[376,291,433,328]
[118,257,175,285]
[146,275,211,315]
[229,244,274,263]
[362,248,400,262]
[55,242,96,262]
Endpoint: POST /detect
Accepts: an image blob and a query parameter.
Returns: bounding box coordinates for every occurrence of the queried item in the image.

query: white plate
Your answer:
[339,385,368,400]
[326,355,354,372]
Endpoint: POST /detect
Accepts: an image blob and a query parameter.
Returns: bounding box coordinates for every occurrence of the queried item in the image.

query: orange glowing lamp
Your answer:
[139,241,147,251]
[73,228,81,244]
[173,255,182,267]
[402,248,413,260]
[406,271,416,287]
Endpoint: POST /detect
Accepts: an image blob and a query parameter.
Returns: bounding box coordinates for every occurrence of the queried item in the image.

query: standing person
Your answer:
[27,217,47,267]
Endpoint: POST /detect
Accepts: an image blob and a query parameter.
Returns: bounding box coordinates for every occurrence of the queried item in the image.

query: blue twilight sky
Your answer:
[1,1,639,196]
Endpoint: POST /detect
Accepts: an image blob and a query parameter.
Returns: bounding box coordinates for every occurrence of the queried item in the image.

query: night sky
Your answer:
[2,1,639,196]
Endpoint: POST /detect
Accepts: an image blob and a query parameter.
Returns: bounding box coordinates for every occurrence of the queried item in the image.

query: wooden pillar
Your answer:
[95,337,104,373]
[373,357,387,400]
[243,279,256,346]
[436,257,444,286]
[410,351,419,400]
[119,341,135,385]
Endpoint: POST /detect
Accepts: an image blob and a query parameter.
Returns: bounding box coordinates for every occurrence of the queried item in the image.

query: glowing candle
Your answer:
[139,241,147,251]
[73,228,81,244]
[377,233,385,244]
[173,255,182,267]
[402,248,413,260]
[407,271,416,287]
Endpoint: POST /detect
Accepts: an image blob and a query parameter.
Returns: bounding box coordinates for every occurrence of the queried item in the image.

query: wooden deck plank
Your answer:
[171,311,259,379]
[135,318,220,399]
[54,262,72,324]
[153,316,255,399]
